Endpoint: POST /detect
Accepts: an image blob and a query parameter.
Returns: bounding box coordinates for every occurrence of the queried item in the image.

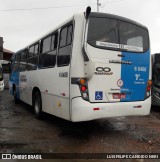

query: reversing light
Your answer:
[82,92,88,98]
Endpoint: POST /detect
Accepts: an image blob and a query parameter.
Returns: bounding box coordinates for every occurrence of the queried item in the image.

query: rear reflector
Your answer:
[93,108,100,111]
[133,105,142,108]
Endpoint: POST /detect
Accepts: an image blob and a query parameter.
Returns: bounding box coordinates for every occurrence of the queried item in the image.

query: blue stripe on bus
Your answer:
[120,50,150,101]
[10,72,20,99]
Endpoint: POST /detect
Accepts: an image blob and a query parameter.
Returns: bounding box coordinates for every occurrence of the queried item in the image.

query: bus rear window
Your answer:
[119,21,149,52]
[87,17,149,53]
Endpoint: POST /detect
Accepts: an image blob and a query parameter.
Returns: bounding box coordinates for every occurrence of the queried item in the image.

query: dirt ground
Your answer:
[0,90,160,162]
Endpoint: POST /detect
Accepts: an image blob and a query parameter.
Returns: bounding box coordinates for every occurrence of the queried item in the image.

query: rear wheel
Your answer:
[33,91,42,119]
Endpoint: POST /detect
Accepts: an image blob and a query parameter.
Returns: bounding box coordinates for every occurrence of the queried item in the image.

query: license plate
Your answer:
[113,93,126,99]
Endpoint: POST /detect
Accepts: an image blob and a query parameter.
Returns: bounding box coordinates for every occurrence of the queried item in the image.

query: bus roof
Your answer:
[13,11,148,55]
[15,15,74,54]
[89,12,148,30]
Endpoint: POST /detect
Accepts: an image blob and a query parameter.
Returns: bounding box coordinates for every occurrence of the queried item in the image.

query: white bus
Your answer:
[152,53,160,106]
[10,7,152,122]
[0,60,10,89]
[0,63,4,91]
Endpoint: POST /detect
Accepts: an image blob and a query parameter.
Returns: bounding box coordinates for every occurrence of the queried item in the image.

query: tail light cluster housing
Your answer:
[145,80,152,98]
[77,78,89,101]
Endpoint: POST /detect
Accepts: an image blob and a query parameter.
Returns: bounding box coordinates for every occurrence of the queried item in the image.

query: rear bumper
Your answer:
[71,96,151,122]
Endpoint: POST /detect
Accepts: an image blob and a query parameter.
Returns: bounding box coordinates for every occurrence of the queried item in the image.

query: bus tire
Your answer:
[13,87,19,104]
[33,91,42,119]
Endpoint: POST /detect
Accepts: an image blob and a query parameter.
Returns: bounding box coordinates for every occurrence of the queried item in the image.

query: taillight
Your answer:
[147,80,152,92]
[77,78,89,101]
[145,80,152,99]
[147,86,151,91]
[81,85,87,91]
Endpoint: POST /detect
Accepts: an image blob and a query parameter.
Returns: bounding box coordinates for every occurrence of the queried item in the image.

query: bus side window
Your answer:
[27,44,38,71]
[19,49,27,72]
[57,23,73,67]
[39,32,57,68]
[67,25,73,45]
[29,46,34,58]
[42,36,51,53]
[34,44,39,55]
[13,54,20,72]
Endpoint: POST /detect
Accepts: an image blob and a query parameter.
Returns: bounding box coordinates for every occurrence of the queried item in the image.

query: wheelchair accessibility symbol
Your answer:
[95,91,103,100]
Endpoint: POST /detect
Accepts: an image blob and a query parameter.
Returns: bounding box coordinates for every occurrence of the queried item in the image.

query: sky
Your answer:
[0,0,160,54]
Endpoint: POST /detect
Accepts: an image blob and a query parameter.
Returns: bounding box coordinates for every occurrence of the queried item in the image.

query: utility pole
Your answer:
[97,0,101,12]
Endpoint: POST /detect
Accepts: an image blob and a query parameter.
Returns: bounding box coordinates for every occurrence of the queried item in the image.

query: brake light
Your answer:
[147,86,151,91]
[81,85,87,91]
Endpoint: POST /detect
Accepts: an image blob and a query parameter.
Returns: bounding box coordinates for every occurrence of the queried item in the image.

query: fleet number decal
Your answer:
[59,72,68,77]
[134,66,146,72]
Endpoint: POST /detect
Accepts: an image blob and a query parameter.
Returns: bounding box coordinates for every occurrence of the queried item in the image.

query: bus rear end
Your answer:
[152,53,160,106]
[71,12,151,122]
[0,63,4,91]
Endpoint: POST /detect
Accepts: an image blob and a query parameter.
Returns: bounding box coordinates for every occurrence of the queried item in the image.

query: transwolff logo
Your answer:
[109,60,131,65]
[95,67,113,75]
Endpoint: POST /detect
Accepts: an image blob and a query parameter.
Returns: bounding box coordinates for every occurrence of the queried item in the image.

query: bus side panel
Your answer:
[19,71,32,105]
[31,67,70,121]
[18,67,70,121]
[41,93,70,120]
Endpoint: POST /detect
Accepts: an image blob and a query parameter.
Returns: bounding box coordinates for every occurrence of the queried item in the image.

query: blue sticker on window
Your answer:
[95,91,103,100]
